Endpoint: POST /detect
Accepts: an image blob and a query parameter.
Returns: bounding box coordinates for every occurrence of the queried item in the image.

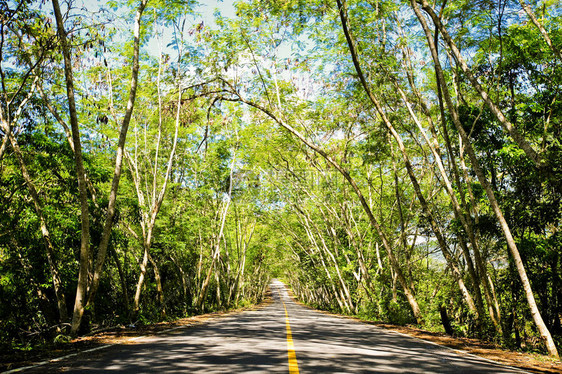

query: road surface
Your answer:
[22,280,525,373]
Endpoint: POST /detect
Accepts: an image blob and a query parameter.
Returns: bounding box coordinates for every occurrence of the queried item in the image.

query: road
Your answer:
[23,280,525,373]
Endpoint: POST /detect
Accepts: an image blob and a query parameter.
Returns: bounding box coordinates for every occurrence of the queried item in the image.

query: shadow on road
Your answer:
[23,281,527,373]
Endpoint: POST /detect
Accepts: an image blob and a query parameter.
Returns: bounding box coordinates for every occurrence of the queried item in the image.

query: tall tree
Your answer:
[52,0,149,334]
[411,0,558,358]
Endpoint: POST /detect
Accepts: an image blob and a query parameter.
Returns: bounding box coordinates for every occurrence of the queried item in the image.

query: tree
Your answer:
[51,0,149,334]
[410,0,558,358]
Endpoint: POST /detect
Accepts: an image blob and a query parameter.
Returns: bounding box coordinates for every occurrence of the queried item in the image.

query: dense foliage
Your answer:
[0,0,560,359]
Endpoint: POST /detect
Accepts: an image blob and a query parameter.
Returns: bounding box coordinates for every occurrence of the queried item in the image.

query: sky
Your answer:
[198,0,236,23]
[71,0,238,57]
[76,0,237,26]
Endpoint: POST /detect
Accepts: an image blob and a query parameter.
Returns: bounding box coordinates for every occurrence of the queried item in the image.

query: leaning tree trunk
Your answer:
[516,0,561,61]
[223,90,423,323]
[399,44,489,324]
[195,156,234,310]
[5,130,68,322]
[411,0,559,359]
[86,0,149,313]
[338,0,476,322]
[122,40,183,316]
[133,244,149,315]
[419,0,542,169]
[392,80,493,328]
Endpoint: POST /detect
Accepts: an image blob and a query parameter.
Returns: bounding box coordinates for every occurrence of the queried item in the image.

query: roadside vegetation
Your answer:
[1,0,561,362]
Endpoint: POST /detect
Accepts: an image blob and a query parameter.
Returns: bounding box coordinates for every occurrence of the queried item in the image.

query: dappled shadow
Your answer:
[289,309,522,373]
[29,303,288,373]
[281,284,525,374]
[28,281,526,373]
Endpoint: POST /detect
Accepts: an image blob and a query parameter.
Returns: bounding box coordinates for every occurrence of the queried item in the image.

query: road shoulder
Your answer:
[284,288,561,374]
[1,294,273,373]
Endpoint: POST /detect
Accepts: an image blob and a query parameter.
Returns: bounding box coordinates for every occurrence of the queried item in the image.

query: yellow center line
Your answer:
[282,299,299,374]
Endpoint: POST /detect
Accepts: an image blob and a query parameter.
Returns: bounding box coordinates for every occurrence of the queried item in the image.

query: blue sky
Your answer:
[77,0,237,25]
[77,0,239,55]
[198,0,236,22]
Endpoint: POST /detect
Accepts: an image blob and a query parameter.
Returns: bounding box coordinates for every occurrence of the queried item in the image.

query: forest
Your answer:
[0,0,561,361]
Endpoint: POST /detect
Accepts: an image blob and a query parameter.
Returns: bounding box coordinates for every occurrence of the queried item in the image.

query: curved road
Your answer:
[24,280,525,373]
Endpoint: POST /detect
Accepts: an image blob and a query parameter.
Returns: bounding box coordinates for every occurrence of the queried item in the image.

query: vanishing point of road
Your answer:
[22,280,525,373]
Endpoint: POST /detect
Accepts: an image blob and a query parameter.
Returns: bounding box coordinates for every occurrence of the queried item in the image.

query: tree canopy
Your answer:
[1,0,561,360]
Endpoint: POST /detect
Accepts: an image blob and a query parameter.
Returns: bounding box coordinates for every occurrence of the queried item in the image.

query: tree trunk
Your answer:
[222,89,423,323]
[412,0,559,358]
[111,246,130,318]
[420,0,542,169]
[394,74,491,329]
[148,252,166,318]
[5,131,68,322]
[51,0,91,335]
[133,245,149,316]
[301,205,356,314]
[86,0,149,311]
[440,305,454,336]
[215,261,222,309]
[196,157,234,310]
[120,35,184,316]
[338,0,476,323]
[516,0,561,61]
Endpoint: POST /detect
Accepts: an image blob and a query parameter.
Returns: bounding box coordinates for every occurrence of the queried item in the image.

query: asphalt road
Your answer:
[23,280,525,373]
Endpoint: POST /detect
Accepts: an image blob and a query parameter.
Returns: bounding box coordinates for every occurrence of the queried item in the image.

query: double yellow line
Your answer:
[282,300,300,374]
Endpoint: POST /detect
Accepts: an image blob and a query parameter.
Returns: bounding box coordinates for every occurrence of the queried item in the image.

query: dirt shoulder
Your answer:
[282,286,561,373]
[3,289,560,374]
[297,302,562,374]
[362,319,561,374]
[1,294,272,373]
